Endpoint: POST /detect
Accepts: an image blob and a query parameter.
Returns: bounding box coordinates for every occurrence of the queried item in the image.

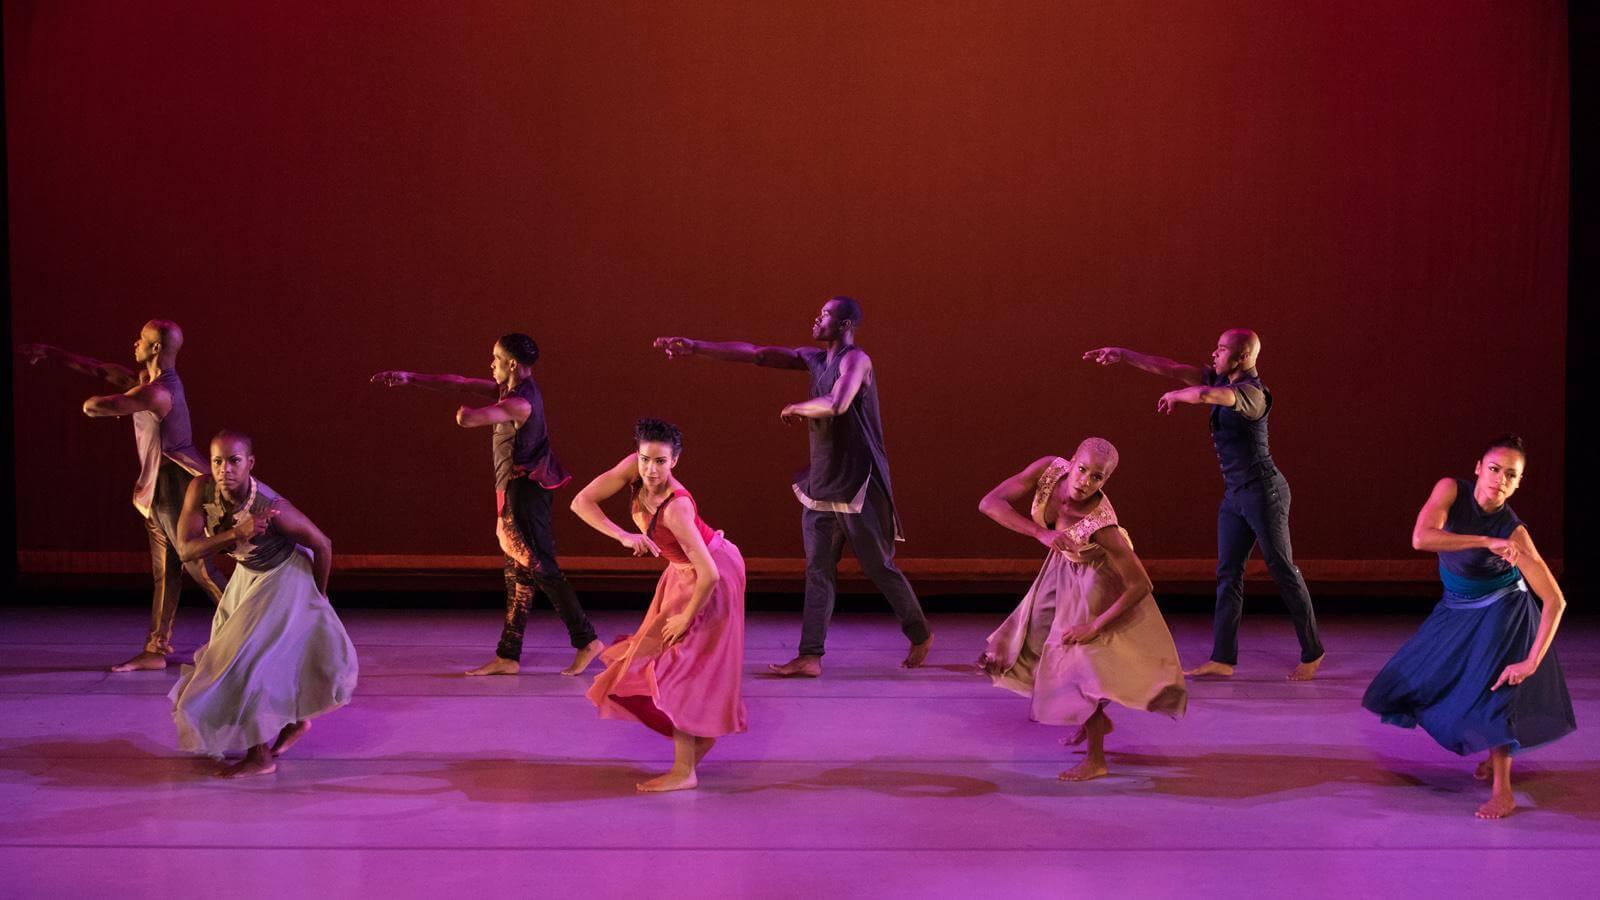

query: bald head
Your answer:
[141,319,185,366]
[1220,328,1261,367]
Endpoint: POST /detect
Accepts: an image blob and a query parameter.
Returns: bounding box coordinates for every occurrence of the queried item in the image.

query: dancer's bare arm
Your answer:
[272,502,334,595]
[1154,383,1249,414]
[1061,527,1155,644]
[1491,526,1566,691]
[1083,346,1205,385]
[455,395,530,429]
[176,477,276,563]
[658,500,720,646]
[979,456,1077,553]
[82,381,172,419]
[652,336,807,370]
[369,370,499,399]
[1411,478,1520,563]
[17,343,139,390]
[570,454,660,557]
[780,348,867,423]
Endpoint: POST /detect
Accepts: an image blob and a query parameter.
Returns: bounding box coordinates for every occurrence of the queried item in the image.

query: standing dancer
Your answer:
[572,419,747,792]
[653,296,932,677]
[18,322,227,671]
[1363,435,1573,819]
[978,440,1187,781]
[1084,330,1325,680]
[371,334,602,676]
[170,430,358,778]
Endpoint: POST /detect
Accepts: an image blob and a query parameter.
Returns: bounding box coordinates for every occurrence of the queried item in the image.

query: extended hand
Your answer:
[370,370,414,387]
[660,611,693,646]
[232,503,279,542]
[619,533,661,557]
[1061,622,1100,644]
[780,404,803,425]
[653,337,695,359]
[1156,389,1188,414]
[1490,658,1537,691]
[1082,347,1123,366]
[17,343,52,365]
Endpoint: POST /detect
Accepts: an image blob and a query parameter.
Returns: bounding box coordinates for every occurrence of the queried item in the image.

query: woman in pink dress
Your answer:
[571,418,748,792]
[978,438,1187,781]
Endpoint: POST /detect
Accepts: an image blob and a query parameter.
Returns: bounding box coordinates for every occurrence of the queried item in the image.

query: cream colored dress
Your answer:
[981,458,1187,726]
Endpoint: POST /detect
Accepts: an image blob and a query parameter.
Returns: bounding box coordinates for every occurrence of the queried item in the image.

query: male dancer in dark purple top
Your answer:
[372,332,602,677]
[19,320,227,671]
[655,296,933,677]
[1085,328,1325,680]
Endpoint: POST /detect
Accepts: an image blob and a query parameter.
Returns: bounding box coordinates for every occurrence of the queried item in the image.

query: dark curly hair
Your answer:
[497,332,540,366]
[634,417,683,456]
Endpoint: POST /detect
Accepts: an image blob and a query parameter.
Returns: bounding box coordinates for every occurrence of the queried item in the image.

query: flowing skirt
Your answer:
[169,550,358,757]
[982,551,1186,726]
[588,535,747,738]
[1362,588,1574,755]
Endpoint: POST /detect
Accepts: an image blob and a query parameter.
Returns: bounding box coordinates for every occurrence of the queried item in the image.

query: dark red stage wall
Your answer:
[6,2,1569,565]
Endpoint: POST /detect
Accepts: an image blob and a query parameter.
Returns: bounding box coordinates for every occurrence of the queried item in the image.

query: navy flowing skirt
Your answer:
[1362,588,1574,756]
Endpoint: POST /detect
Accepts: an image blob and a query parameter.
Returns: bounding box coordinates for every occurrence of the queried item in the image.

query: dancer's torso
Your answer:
[631,486,716,566]
[202,477,296,572]
[491,378,570,491]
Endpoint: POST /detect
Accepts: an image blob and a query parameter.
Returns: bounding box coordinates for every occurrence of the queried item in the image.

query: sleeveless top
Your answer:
[1030,457,1122,557]
[201,477,297,572]
[131,368,203,515]
[632,487,717,566]
[1205,368,1278,489]
[1438,476,1524,597]
[491,378,571,491]
[793,345,901,535]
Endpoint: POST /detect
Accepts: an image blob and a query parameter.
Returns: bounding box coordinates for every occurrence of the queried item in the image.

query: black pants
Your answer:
[1212,473,1324,665]
[143,461,227,655]
[496,479,597,660]
[799,481,930,657]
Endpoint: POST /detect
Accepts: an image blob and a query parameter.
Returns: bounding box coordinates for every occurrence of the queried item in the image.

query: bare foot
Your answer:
[560,640,606,677]
[1475,791,1516,819]
[1474,759,1493,781]
[1058,759,1109,782]
[767,655,822,678]
[219,750,277,779]
[270,721,311,757]
[694,736,717,766]
[1184,660,1234,678]
[110,651,167,673]
[901,634,934,669]
[1288,654,1325,681]
[465,657,520,677]
[637,769,698,792]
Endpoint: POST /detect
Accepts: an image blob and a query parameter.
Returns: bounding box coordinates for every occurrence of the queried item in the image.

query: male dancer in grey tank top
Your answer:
[655,296,933,677]
[19,320,227,671]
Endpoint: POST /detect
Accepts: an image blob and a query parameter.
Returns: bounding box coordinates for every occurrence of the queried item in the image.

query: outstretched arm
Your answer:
[1083,346,1205,385]
[1491,526,1567,691]
[1061,526,1156,644]
[455,395,530,429]
[570,454,660,557]
[657,500,720,646]
[781,349,867,422]
[1154,384,1243,414]
[271,501,334,595]
[652,336,807,370]
[979,456,1076,553]
[1411,478,1521,563]
[83,381,171,419]
[17,343,140,390]
[370,370,499,399]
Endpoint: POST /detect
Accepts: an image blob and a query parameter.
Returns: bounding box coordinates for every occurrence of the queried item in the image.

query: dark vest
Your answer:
[796,345,896,506]
[492,378,571,491]
[152,368,202,471]
[1207,369,1277,489]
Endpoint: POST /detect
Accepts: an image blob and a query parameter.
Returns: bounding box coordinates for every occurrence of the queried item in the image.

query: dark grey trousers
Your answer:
[798,481,930,657]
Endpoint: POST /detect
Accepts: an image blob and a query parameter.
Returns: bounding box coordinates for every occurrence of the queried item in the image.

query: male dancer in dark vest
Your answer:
[654,296,933,677]
[1084,329,1325,680]
[19,320,227,671]
[371,332,603,677]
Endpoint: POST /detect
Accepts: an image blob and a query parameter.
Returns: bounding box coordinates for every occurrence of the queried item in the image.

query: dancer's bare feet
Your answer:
[1058,759,1109,782]
[560,639,605,677]
[270,721,311,757]
[1474,759,1493,781]
[110,651,167,673]
[465,656,520,677]
[901,634,934,669]
[219,746,277,779]
[1288,654,1325,681]
[1475,791,1516,819]
[637,769,698,792]
[694,736,717,766]
[768,655,822,678]
[1184,660,1234,678]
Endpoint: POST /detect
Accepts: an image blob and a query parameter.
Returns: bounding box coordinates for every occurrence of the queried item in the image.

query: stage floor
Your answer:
[2,603,1596,899]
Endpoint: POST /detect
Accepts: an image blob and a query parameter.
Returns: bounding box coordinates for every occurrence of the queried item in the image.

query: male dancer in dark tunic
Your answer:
[371,333,603,676]
[1084,329,1325,680]
[19,320,227,671]
[654,296,933,677]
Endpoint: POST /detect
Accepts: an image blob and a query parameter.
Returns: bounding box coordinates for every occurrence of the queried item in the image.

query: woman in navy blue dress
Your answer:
[1363,435,1573,818]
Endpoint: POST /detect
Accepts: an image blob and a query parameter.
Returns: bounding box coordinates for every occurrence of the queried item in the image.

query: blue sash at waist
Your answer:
[1440,564,1526,609]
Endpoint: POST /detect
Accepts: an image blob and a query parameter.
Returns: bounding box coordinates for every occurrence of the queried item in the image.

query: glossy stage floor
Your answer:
[2,603,1595,899]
